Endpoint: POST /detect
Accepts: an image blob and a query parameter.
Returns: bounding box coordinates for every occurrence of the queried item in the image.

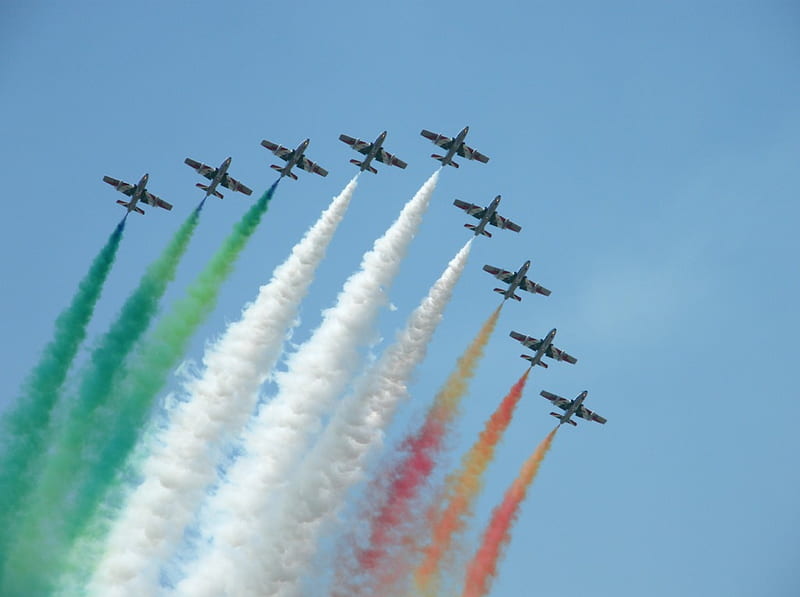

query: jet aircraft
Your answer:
[483,260,550,301]
[261,138,329,180]
[420,126,489,168]
[509,328,577,368]
[102,173,172,215]
[540,390,607,426]
[339,130,408,173]
[184,156,253,199]
[453,195,521,237]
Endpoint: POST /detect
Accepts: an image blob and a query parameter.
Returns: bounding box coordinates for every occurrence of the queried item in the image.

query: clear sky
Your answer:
[1,2,799,595]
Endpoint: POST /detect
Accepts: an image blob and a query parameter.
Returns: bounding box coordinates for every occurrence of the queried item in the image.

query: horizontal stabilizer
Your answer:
[464,224,492,237]
[116,199,145,215]
[270,164,283,172]
[493,288,506,295]
[288,171,298,180]
[521,354,548,367]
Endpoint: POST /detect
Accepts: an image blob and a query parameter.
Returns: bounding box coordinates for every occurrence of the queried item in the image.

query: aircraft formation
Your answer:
[102,125,606,428]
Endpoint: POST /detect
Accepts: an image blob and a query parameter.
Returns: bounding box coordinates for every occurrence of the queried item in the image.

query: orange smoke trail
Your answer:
[461,427,558,597]
[334,305,502,597]
[414,369,531,596]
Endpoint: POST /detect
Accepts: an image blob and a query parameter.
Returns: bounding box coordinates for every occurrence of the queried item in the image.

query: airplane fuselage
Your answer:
[560,392,588,425]
[127,173,149,212]
[527,328,557,367]
[205,157,232,197]
[359,131,387,171]
[472,195,501,236]
[440,126,469,166]
[282,139,310,176]
[503,259,531,300]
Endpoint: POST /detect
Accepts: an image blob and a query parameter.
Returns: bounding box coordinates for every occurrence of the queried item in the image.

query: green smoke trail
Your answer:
[1,183,276,595]
[0,204,201,593]
[0,219,125,558]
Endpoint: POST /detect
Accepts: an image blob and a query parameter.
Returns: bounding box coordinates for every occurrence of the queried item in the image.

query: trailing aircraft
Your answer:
[339,130,407,173]
[261,138,328,180]
[540,390,607,426]
[184,156,252,199]
[510,328,577,367]
[482,260,550,301]
[420,126,489,168]
[102,173,172,215]
[453,195,521,237]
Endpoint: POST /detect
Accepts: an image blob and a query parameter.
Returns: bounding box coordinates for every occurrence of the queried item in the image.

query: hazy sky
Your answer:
[1,2,799,595]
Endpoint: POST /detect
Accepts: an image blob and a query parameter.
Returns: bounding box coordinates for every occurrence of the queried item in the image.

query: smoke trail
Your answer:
[0,219,125,562]
[177,172,439,597]
[414,369,530,596]
[461,427,558,597]
[87,178,357,597]
[335,305,501,597]
[257,240,472,597]
[2,185,274,596]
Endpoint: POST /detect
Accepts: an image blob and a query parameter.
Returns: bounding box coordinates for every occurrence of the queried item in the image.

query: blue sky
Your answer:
[1,2,799,595]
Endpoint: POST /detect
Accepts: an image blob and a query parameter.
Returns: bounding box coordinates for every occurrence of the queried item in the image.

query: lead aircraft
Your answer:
[102,173,172,215]
[540,390,607,426]
[261,138,328,180]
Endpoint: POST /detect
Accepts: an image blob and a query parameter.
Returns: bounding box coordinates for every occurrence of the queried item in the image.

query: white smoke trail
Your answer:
[175,171,440,597]
[256,240,472,597]
[87,178,359,597]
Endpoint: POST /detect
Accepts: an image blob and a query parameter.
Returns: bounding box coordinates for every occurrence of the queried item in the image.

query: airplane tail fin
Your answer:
[492,287,506,297]
[550,412,576,425]
[288,171,298,181]
[431,154,460,168]
[511,293,522,302]
[465,224,492,237]
[116,199,144,215]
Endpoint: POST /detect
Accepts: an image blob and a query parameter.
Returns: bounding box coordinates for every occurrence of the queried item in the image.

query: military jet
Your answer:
[453,195,521,237]
[420,126,489,168]
[541,390,607,427]
[509,328,577,368]
[102,173,172,215]
[184,156,253,199]
[261,138,328,180]
[482,260,550,301]
[339,130,408,173]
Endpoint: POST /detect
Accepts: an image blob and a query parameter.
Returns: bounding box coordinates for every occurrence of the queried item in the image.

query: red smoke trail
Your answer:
[333,306,501,596]
[415,369,531,596]
[461,427,558,597]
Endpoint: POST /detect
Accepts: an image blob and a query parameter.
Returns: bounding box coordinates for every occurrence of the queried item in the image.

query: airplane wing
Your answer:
[546,345,578,364]
[456,144,490,163]
[184,158,217,180]
[420,129,454,150]
[488,212,522,232]
[509,331,542,350]
[521,277,552,296]
[260,140,294,162]
[577,405,607,424]
[102,176,136,197]
[482,265,516,284]
[453,199,486,219]
[298,155,328,177]
[375,148,408,169]
[142,191,173,211]
[339,134,372,155]
[540,390,572,411]
[221,175,253,196]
